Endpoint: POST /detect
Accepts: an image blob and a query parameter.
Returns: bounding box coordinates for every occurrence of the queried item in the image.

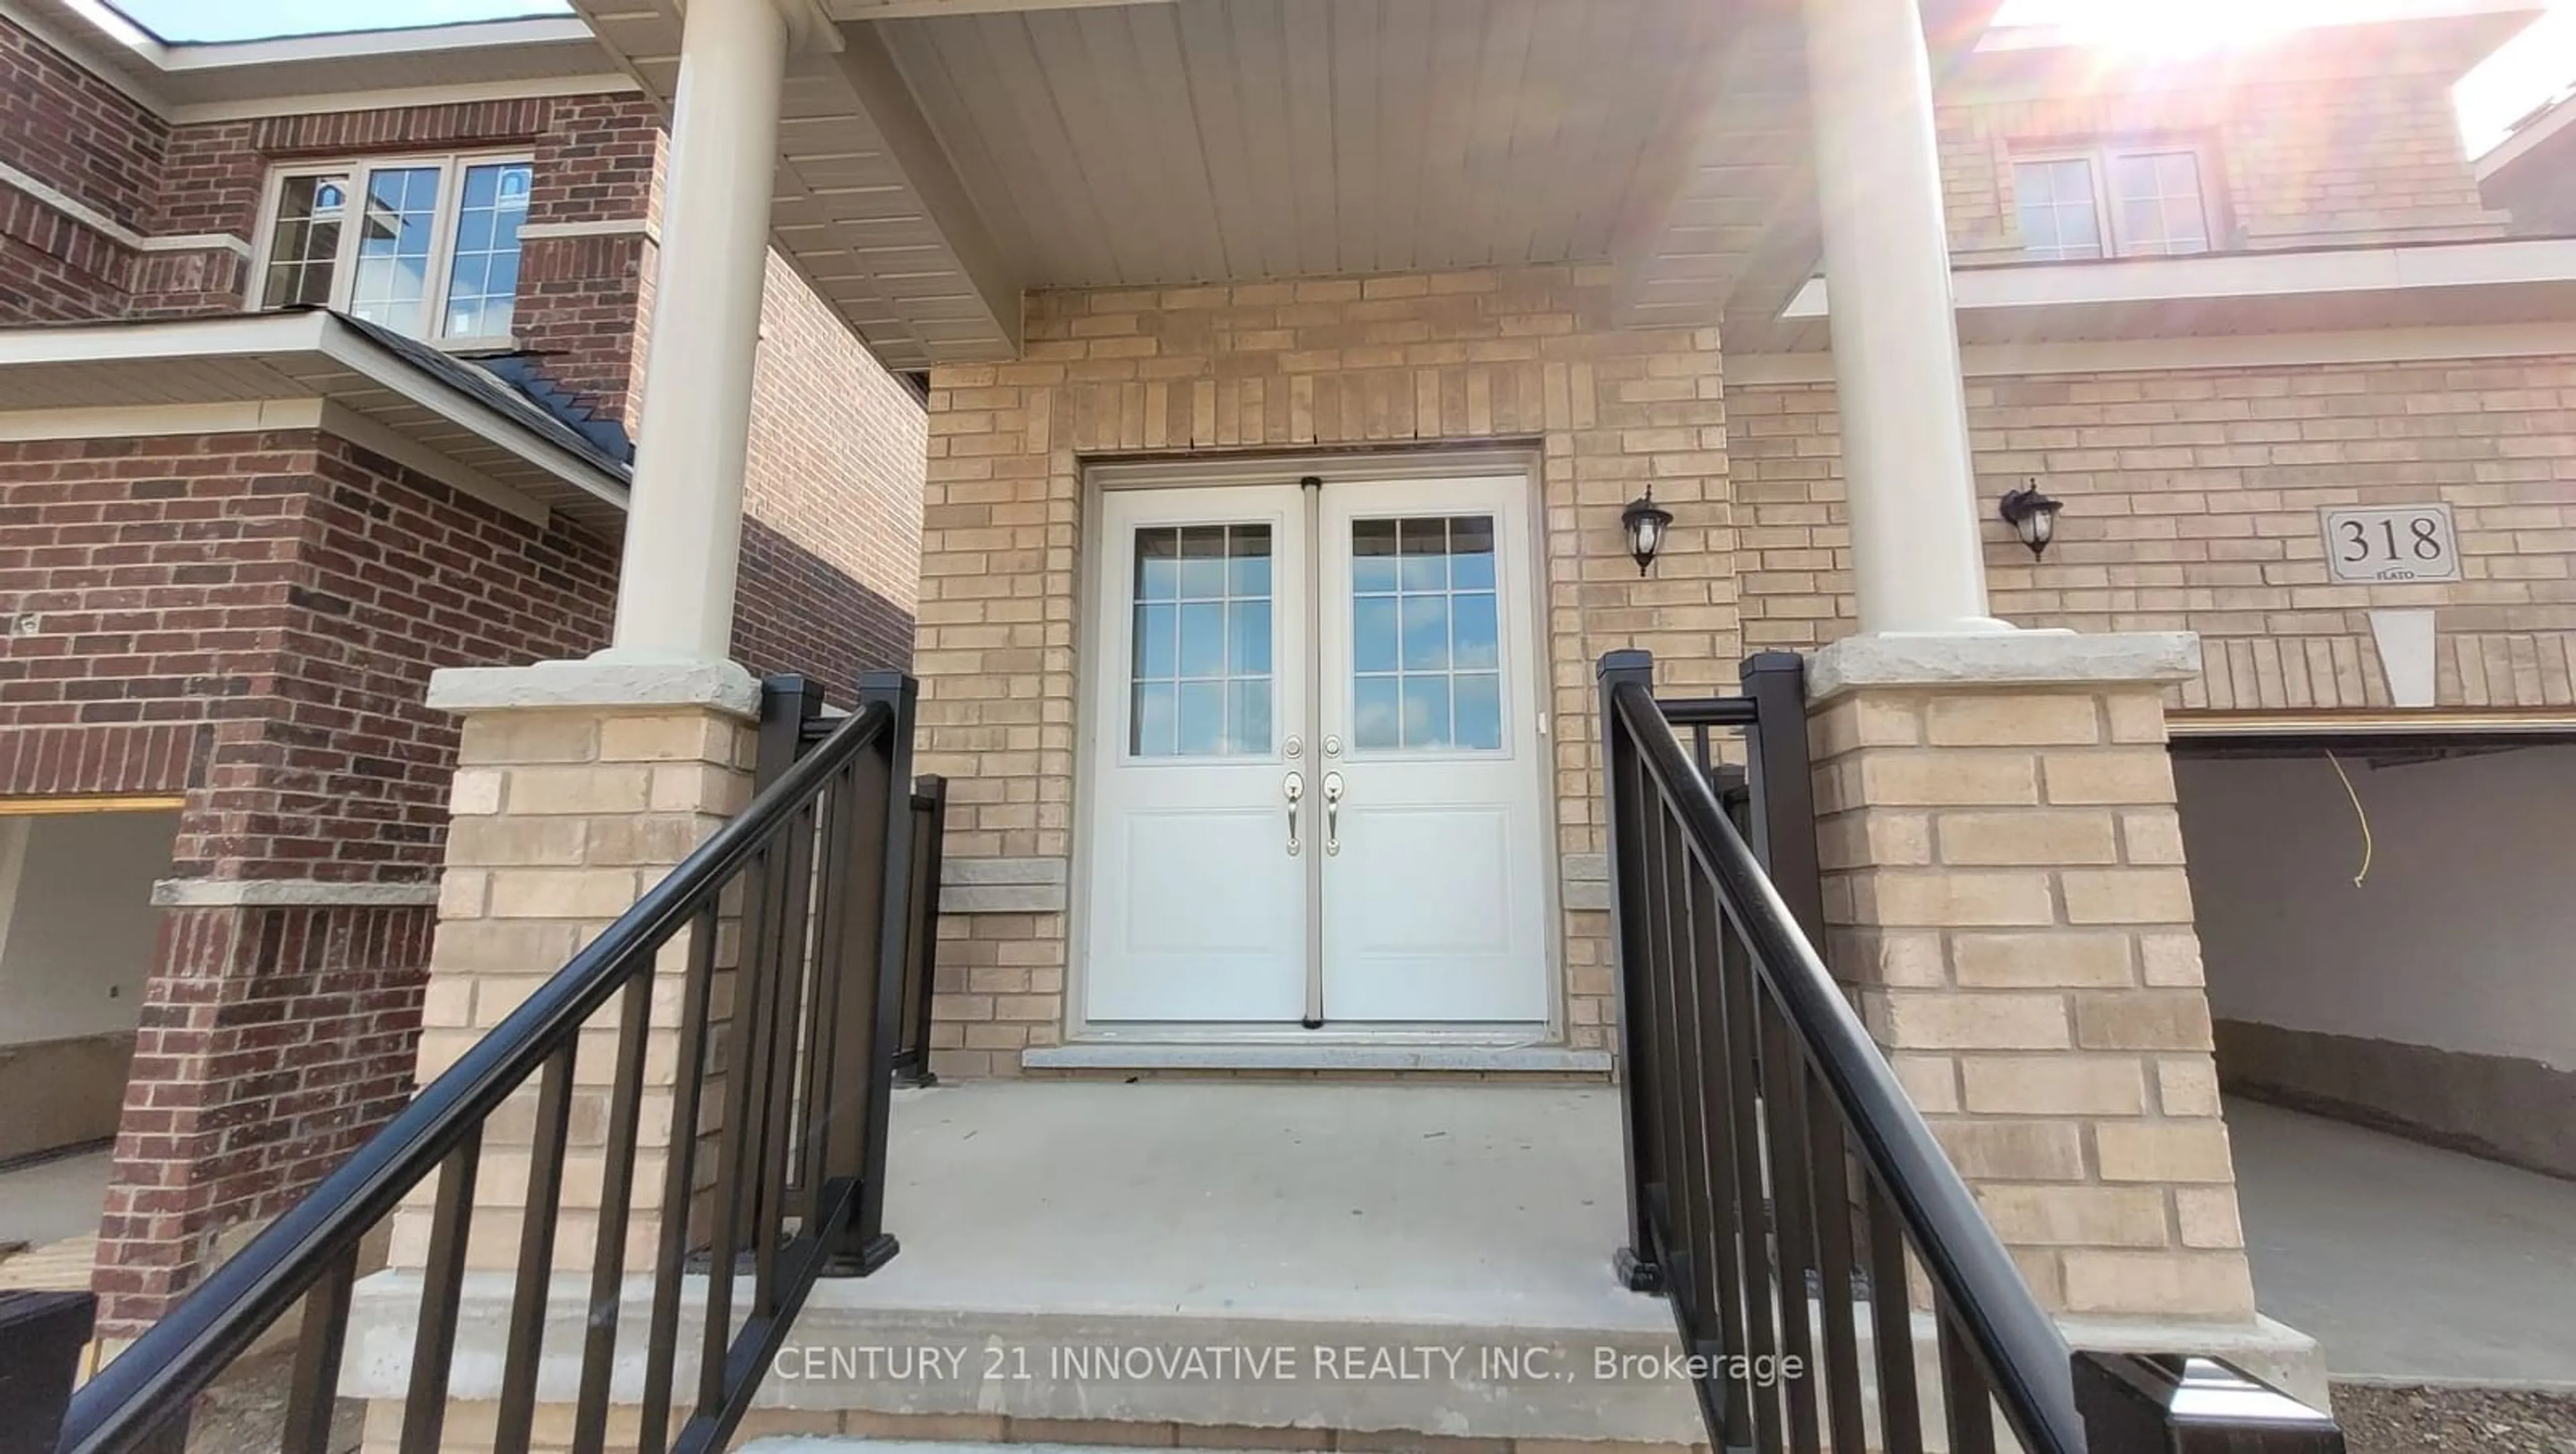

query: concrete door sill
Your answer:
[1018,1043,1614,1074]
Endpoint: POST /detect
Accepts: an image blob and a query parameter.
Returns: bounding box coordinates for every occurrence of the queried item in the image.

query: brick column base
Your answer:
[1807,633,2255,1323]
[386,662,760,1280]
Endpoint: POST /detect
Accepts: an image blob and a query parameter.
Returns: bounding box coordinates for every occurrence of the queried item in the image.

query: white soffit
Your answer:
[0,313,629,529]
[877,0,1727,288]
[3,2,634,116]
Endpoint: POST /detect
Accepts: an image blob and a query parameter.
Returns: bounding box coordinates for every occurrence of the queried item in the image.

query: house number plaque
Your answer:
[2320,505,2461,584]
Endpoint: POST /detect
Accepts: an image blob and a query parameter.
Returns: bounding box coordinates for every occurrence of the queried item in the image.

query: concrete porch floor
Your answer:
[783,1080,1702,1443]
[2229,1096,2576,1389]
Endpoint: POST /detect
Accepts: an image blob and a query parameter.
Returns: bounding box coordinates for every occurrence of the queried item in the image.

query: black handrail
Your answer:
[1603,648,2345,1454]
[1603,649,2082,1453]
[62,670,926,1454]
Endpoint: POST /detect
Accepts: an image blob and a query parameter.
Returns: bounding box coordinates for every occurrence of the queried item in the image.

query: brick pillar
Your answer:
[1806,633,2256,1324]
[384,664,757,1285]
[95,895,437,1337]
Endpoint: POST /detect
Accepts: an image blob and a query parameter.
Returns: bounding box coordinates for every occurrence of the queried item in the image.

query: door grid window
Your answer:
[1351,515,1502,752]
[1130,525,1273,757]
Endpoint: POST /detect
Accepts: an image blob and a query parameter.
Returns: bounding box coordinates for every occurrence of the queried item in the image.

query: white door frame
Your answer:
[1065,448,1564,1046]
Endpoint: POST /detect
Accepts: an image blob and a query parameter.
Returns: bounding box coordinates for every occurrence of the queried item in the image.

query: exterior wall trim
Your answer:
[150,878,443,908]
[0,397,555,527]
[517,218,655,244]
[1782,238,2576,321]
[0,159,248,257]
[2168,710,2576,737]
[1728,320,2576,384]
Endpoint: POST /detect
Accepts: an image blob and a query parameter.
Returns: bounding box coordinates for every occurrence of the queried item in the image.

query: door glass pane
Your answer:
[445,160,531,337]
[1350,514,1505,753]
[1354,676,1401,751]
[1130,523,1273,758]
[1454,674,1503,751]
[349,165,443,334]
[264,173,347,309]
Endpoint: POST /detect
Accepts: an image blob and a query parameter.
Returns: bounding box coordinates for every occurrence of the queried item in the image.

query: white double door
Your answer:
[1082,473,1551,1028]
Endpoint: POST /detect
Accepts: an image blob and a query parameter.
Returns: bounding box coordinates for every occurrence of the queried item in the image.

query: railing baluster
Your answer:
[1803,1072,1867,1453]
[1678,835,1754,1451]
[1938,1304,2000,1454]
[496,1044,579,1454]
[1636,778,1682,1256]
[641,903,723,1454]
[572,968,657,1454]
[280,1247,356,1454]
[1722,914,1783,1452]
[1864,1179,1925,1454]
[800,766,855,1233]
[755,798,822,1312]
[702,839,781,1408]
[1759,998,1824,1454]
[1699,900,1759,1452]
[399,1128,482,1454]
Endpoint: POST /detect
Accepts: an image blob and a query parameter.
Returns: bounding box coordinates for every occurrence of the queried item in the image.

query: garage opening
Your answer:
[0,807,179,1170]
[2172,734,2576,1180]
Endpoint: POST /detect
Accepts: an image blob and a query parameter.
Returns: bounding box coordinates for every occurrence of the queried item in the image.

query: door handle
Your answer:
[1322,772,1344,856]
[1284,772,1304,856]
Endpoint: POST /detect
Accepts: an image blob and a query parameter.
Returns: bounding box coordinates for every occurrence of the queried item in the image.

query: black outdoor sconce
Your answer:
[1999,481,2064,560]
[1621,488,1674,576]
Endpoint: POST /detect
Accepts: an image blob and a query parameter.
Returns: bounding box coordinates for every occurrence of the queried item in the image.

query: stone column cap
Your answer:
[1808,631,2201,704]
[427,658,763,720]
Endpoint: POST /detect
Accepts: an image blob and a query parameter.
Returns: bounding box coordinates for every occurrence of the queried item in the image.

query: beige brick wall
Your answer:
[914,267,1736,1076]
[1811,680,2256,1320]
[1939,42,2508,260]
[1736,356,2576,711]
[394,702,755,1273]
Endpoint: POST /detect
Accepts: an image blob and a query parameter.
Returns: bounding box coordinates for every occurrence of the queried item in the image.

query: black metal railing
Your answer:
[1601,648,2344,1454]
[56,670,932,1454]
[763,675,947,1088]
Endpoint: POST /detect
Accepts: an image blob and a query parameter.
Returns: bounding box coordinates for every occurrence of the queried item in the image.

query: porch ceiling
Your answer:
[567,0,1998,368]
[877,0,1729,289]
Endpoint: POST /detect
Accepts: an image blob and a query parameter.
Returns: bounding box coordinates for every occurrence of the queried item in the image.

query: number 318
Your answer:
[2341,517,2443,563]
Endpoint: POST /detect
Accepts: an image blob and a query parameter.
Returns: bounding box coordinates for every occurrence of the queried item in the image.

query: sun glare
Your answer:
[1990,0,2357,53]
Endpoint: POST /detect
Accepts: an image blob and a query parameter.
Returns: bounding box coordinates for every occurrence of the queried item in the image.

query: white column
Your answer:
[1803,0,2008,635]
[601,0,791,664]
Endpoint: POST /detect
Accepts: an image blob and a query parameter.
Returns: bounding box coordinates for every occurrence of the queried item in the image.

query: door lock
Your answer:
[1283,772,1305,856]
[1322,772,1344,855]
[1323,734,1342,758]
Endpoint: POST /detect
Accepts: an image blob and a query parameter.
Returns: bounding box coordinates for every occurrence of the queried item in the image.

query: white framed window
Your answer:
[249,152,535,343]
[2012,144,2216,260]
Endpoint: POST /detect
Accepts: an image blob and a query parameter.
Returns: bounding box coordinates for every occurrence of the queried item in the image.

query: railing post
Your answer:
[1597,647,1663,1292]
[757,674,826,788]
[1740,650,1825,949]
[893,775,947,1088]
[839,669,918,1270]
[2074,1352,2345,1453]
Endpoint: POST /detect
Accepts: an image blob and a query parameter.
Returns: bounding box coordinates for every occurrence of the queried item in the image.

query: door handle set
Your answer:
[1283,771,1346,856]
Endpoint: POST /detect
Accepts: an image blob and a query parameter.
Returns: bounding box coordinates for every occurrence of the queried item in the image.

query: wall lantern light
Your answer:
[1621,488,1675,576]
[1999,482,2064,560]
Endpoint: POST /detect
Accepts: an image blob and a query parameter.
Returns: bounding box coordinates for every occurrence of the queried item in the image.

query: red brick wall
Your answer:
[736,248,926,694]
[0,17,162,321]
[100,900,437,1329]
[0,427,618,1329]
[0,17,162,229]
